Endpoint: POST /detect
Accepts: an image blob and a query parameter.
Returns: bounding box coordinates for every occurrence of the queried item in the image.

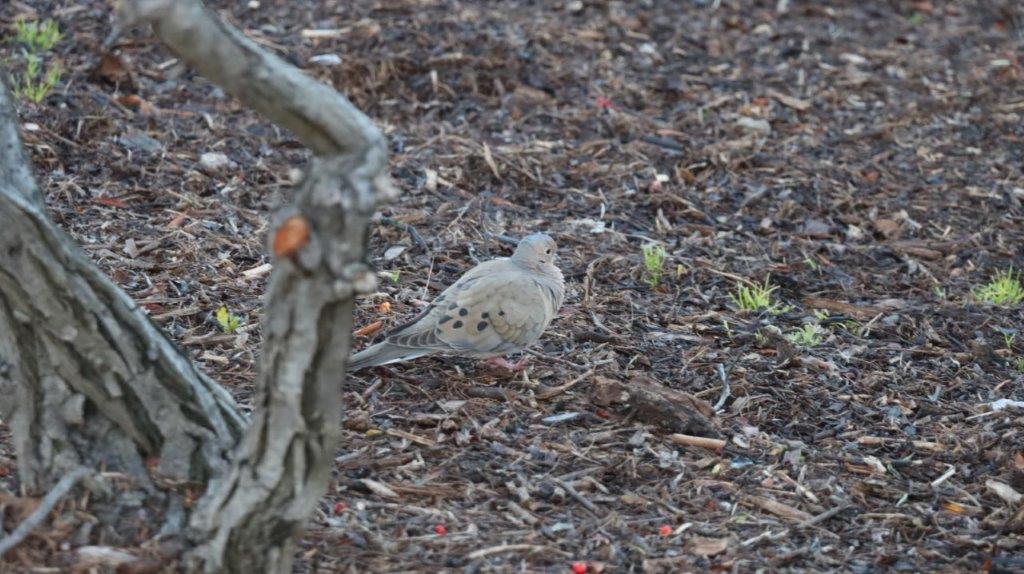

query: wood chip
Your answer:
[766,88,811,111]
[360,479,400,500]
[742,495,813,523]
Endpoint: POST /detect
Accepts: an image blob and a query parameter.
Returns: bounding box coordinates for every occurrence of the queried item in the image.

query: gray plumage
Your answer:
[347,233,564,371]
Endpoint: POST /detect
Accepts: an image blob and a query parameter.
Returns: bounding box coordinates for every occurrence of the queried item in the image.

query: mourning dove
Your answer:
[348,233,564,371]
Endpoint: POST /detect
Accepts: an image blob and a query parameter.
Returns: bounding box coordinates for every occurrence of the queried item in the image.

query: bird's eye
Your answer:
[545,249,552,254]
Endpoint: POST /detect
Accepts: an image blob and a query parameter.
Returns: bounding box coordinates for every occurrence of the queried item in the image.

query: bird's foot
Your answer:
[483,356,530,373]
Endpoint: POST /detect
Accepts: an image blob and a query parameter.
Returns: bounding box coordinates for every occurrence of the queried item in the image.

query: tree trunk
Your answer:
[0,0,389,571]
[0,78,244,495]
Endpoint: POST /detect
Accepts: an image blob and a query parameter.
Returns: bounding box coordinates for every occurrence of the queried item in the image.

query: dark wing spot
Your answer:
[477,321,488,331]
[498,310,505,316]
[481,312,490,319]
[439,315,452,324]
[459,308,469,316]
[452,320,463,329]
[448,303,458,310]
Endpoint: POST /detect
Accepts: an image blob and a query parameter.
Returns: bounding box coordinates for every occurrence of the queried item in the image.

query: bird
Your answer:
[347,233,564,372]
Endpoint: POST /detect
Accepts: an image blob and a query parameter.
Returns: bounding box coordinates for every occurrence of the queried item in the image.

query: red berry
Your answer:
[332,502,347,514]
[434,524,447,536]
[659,524,672,537]
[571,562,588,574]
[595,96,614,110]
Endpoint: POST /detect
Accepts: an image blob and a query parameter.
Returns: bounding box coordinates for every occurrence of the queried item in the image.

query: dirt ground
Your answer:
[2,0,1024,572]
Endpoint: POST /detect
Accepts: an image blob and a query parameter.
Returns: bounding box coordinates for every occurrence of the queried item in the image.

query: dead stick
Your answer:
[536,369,594,400]
[797,503,852,529]
[0,467,90,556]
[670,433,727,451]
[554,479,600,515]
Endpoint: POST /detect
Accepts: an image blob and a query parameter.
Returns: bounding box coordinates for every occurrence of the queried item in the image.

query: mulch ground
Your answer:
[2,0,1024,572]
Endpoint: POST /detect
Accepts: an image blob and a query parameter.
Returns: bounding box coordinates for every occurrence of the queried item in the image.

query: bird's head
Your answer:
[511,233,559,271]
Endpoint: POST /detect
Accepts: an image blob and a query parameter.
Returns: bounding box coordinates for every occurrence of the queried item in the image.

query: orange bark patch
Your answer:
[273,216,311,257]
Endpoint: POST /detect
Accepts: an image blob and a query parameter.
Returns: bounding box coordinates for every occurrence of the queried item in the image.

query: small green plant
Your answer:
[730,276,778,313]
[973,268,1024,307]
[641,243,667,288]
[1005,332,1017,351]
[13,19,63,52]
[813,309,830,321]
[11,55,62,103]
[8,19,63,104]
[787,323,824,348]
[378,270,401,284]
[1014,356,1024,374]
[215,305,243,334]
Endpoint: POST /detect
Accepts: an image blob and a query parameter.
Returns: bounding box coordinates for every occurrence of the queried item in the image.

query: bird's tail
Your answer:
[347,342,430,372]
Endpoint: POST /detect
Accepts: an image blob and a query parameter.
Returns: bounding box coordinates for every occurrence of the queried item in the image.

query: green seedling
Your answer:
[932,285,946,300]
[1005,332,1017,351]
[813,309,830,321]
[641,243,667,289]
[378,270,401,284]
[13,19,63,53]
[730,276,778,313]
[973,268,1024,307]
[1014,357,1024,374]
[11,56,61,103]
[8,19,63,104]
[216,305,243,334]
[787,323,824,348]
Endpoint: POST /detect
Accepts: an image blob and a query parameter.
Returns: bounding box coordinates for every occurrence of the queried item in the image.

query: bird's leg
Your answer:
[508,355,530,372]
[483,356,530,373]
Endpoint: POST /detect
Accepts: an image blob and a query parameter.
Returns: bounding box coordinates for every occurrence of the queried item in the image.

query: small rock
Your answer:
[736,117,771,135]
[76,546,138,568]
[199,152,234,174]
[840,53,868,66]
[310,53,342,66]
[120,130,163,153]
[801,218,831,238]
[383,245,406,261]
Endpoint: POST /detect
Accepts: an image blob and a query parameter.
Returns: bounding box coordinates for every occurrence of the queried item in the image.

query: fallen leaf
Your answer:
[167,211,188,229]
[273,216,311,257]
[986,479,1023,505]
[874,218,900,238]
[353,320,383,338]
[489,196,518,209]
[360,478,400,499]
[766,88,811,111]
[482,142,501,179]
[742,495,813,522]
[242,263,273,279]
[94,197,128,209]
[685,536,729,557]
[91,52,133,86]
[941,500,968,514]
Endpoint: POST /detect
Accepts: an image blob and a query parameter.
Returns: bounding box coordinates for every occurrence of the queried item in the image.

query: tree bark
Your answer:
[0,0,389,570]
[0,80,244,494]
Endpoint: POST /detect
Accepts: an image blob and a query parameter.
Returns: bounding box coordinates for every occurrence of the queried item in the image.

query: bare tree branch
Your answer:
[110,1,389,571]
[112,0,385,158]
[0,467,89,557]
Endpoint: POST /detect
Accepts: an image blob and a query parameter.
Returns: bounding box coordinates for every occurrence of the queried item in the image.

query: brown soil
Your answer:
[1,0,1023,572]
